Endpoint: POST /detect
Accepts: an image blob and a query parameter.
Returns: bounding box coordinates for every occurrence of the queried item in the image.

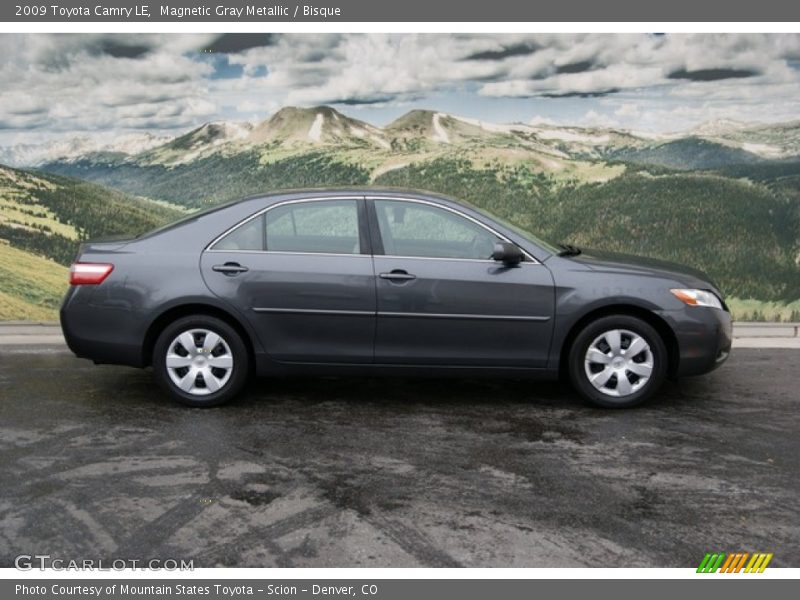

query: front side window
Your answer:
[374,200,500,259]
[212,200,361,254]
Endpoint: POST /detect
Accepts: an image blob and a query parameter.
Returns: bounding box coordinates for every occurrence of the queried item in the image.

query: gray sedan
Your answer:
[60,189,732,407]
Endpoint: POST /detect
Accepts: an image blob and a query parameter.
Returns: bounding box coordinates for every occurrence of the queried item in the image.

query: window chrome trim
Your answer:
[204,194,540,264]
[204,196,365,254]
[207,249,372,259]
[368,195,539,264]
[373,255,528,265]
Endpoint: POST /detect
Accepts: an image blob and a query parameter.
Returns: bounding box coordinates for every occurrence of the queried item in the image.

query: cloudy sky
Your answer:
[1,33,799,145]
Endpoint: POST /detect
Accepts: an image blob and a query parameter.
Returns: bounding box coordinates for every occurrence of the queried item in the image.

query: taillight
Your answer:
[69,263,114,285]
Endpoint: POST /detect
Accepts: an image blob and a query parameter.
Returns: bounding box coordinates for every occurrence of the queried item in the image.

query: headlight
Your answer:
[670,288,723,310]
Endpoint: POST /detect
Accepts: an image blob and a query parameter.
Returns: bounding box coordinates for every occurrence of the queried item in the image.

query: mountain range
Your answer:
[1,105,799,321]
[4,106,800,169]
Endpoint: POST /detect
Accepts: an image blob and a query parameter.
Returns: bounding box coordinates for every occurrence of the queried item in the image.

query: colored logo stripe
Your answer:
[697,553,726,573]
[745,553,773,573]
[720,552,750,573]
[697,552,773,573]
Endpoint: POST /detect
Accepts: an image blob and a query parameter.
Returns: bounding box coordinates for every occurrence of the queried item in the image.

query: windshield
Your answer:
[468,204,561,255]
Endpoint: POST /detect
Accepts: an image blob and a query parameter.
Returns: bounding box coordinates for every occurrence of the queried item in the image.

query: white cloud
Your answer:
[579,110,619,129]
[614,103,641,119]
[0,34,217,133]
[0,33,799,142]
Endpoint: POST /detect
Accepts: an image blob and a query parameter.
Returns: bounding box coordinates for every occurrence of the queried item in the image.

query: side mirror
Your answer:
[492,241,524,265]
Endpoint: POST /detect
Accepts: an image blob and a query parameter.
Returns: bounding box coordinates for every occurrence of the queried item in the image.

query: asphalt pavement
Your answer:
[0,346,798,568]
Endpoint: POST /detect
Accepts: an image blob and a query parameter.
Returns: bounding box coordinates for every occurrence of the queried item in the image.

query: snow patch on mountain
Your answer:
[308,113,324,142]
[216,122,253,143]
[453,115,535,135]
[741,142,786,158]
[432,113,450,143]
[690,118,752,136]
[534,129,610,144]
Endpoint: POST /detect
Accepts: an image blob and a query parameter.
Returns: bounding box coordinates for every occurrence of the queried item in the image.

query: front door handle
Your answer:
[379,269,416,282]
[212,262,249,276]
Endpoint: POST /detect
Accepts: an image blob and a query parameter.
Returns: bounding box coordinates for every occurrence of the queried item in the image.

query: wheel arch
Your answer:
[142,302,257,370]
[558,304,680,379]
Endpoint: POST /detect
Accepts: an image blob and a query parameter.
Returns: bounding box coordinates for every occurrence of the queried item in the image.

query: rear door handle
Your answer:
[212,262,249,275]
[379,270,416,281]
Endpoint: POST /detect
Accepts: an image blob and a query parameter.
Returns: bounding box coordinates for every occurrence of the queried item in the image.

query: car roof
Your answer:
[234,186,458,204]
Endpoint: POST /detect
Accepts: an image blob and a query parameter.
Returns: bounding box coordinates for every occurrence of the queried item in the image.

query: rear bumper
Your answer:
[60,286,145,368]
[657,306,732,377]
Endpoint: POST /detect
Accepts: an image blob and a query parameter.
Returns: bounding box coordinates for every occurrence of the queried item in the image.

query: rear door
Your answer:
[369,197,555,368]
[200,197,376,363]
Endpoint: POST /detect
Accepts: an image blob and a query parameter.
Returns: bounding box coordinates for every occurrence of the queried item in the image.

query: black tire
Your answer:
[568,315,667,408]
[153,315,249,407]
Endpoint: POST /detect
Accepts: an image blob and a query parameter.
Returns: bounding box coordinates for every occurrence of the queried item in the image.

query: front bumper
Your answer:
[657,305,732,377]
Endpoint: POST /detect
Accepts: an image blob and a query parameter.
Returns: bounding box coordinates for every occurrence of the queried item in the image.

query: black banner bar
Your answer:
[4,579,798,600]
[3,0,800,22]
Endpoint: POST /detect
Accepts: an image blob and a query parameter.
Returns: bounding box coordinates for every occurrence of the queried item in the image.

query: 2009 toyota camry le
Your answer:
[60,189,732,408]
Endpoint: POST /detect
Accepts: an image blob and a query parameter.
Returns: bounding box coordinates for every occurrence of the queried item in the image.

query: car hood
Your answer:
[567,248,719,290]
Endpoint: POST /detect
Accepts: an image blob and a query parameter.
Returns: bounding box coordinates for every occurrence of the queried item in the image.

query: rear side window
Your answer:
[266,200,361,255]
[212,215,264,251]
[211,200,361,255]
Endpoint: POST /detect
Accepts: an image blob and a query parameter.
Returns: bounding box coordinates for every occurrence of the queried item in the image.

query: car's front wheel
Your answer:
[153,315,249,407]
[568,315,667,408]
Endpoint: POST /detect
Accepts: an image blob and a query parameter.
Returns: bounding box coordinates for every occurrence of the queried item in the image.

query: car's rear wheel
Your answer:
[153,315,249,407]
[568,315,667,408]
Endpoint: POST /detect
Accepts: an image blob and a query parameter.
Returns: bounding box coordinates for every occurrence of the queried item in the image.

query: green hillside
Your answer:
[0,164,183,317]
[43,151,372,209]
[546,172,799,301]
[611,138,764,170]
[0,164,183,264]
[0,241,67,320]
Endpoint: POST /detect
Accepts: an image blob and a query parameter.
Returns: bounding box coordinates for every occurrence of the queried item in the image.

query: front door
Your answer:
[200,197,376,363]
[369,198,554,368]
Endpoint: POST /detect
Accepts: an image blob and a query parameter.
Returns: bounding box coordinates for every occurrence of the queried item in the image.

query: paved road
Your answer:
[1,348,798,568]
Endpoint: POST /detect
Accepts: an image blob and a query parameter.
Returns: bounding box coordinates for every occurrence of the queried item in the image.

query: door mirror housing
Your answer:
[492,241,524,265]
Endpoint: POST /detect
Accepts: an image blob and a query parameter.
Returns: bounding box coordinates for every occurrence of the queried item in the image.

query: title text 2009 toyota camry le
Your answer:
[60,189,731,408]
